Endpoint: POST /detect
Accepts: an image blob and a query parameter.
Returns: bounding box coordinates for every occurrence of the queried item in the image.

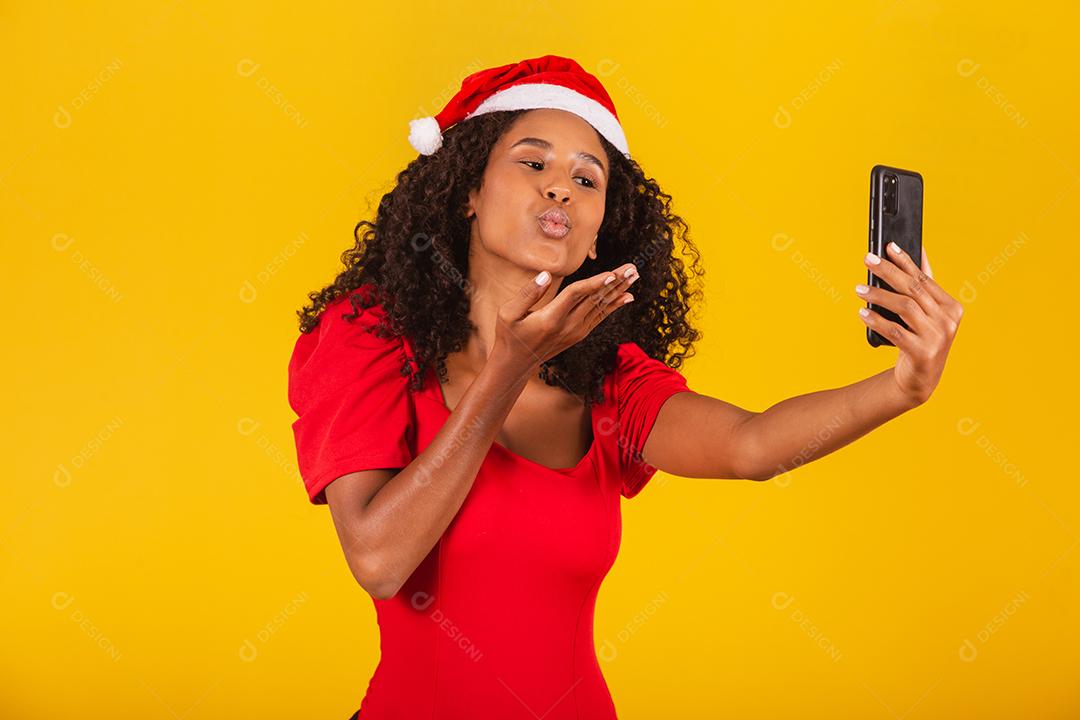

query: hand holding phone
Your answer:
[866,164,923,347]
[856,164,966,406]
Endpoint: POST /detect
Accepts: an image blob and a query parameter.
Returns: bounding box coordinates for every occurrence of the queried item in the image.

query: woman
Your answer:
[286,55,962,720]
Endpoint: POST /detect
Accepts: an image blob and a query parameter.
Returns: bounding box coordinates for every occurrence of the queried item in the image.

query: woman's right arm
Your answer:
[326,348,530,600]
[325,263,639,600]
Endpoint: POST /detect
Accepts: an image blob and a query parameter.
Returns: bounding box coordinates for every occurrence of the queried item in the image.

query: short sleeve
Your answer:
[614,342,695,499]
[287,294,416,505]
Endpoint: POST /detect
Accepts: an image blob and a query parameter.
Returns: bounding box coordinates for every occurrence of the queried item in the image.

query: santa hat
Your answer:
[407,54,630,159]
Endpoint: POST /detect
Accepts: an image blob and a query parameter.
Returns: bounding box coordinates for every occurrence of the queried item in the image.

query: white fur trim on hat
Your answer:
[465,83,630,157]
[408,116,443,155]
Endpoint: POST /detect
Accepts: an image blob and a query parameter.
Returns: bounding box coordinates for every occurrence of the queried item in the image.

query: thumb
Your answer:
[502,270,552,322]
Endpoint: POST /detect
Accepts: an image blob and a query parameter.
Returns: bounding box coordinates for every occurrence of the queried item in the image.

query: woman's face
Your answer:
[465,108,608,278]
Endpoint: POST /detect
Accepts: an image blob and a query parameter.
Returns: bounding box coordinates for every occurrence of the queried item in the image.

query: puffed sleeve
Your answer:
[615,342,696,499]
[287,294,416,505]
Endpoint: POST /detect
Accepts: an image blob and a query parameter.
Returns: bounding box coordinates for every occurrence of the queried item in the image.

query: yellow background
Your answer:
[3,1,1076,717]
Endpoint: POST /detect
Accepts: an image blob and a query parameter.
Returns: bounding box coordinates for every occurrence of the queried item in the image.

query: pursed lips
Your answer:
[537,208,571,228]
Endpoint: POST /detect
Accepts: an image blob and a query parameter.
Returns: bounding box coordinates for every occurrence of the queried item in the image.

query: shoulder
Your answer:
[292,284,393,354]
[609,341,694,498]
[286,284,418,505]
[306,283,391,338]
[287,285,409,406]
[611,341,692,405]
[615,341,650,364]
[613,341,684,380]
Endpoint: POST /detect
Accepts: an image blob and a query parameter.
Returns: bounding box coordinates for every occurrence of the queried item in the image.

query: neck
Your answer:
[457,243,565,374]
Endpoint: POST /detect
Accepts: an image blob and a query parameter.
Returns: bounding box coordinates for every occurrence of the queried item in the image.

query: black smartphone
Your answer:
[867,164,923,347]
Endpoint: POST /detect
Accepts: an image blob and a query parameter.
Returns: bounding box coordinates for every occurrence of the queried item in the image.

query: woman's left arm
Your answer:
[642,242,964,481]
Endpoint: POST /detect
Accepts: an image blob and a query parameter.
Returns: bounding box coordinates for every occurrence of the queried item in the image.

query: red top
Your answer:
[287,285,695,719]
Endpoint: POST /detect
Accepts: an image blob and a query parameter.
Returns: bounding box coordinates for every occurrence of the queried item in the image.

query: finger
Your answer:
[501,269,554,323]
[585,290,633,328]
[582,272,638,327]
[883,242,940,313]
[882,242,953,308]
[877,245,965,330]
[543,263,637,321]
[912,247,964,325]
[870,246,938,316]
[859,306,918,353]
[855,283,931,334]
[592,264,639,307]
[568,265,638,330]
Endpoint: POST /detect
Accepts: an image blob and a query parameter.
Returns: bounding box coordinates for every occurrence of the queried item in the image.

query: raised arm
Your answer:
[641,243,963,482]
[642,367,918,481]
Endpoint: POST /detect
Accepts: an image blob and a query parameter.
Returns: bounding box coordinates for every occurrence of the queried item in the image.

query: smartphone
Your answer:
[867,164,923,347]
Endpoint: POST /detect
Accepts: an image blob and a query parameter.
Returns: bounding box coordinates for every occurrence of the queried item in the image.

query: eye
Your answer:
[519,160,600,189]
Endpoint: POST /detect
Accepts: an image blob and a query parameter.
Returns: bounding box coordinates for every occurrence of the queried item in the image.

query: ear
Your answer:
[587,234,597,260]
[464,189,477,220]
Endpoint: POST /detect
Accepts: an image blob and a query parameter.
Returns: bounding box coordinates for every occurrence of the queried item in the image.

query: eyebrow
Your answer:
[509,136,607,177]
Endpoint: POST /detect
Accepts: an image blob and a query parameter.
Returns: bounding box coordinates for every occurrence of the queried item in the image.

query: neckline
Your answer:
[425,366,599,475]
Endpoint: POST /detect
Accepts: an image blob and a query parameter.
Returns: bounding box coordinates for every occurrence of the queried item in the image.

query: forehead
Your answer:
[501,108,606,155]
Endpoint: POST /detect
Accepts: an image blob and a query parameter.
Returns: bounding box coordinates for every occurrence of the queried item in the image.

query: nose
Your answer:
[545,185,571,203]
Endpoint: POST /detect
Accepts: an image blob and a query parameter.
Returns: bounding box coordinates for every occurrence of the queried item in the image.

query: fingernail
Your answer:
[624,267,636,278]
[855,283,869,295]
[623,294,634,304]
[535,270,550,285]
[888,241,901,254]
[858,307,869,318]
[865,252,881,265]
[604,274,616,285]
[628,273,639,285]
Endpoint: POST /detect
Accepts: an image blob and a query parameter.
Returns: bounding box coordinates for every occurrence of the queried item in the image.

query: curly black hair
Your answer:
[295,109,705,407]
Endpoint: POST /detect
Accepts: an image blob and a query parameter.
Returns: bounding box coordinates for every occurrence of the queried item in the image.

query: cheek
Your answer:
[582,196,606,232]
[480,171,525,219]
[473,180,528,248]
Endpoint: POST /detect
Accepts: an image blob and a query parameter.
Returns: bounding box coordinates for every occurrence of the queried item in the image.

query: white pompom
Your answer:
[408,117,443,155]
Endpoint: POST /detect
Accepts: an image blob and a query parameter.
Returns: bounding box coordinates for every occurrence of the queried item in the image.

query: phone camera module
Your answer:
[883,173,899,215]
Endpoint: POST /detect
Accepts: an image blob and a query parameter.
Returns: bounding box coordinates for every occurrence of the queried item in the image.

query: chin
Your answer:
[521,245,572,271]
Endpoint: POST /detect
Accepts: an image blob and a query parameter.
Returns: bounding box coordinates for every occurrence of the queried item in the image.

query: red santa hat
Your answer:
[408,54,630,159]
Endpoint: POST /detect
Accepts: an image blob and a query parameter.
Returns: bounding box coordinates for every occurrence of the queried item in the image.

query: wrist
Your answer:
[485,342,539,387]
[887,368,927,411]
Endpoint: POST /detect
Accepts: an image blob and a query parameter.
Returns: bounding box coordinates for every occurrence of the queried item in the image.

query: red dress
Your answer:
[287,285,696,720]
